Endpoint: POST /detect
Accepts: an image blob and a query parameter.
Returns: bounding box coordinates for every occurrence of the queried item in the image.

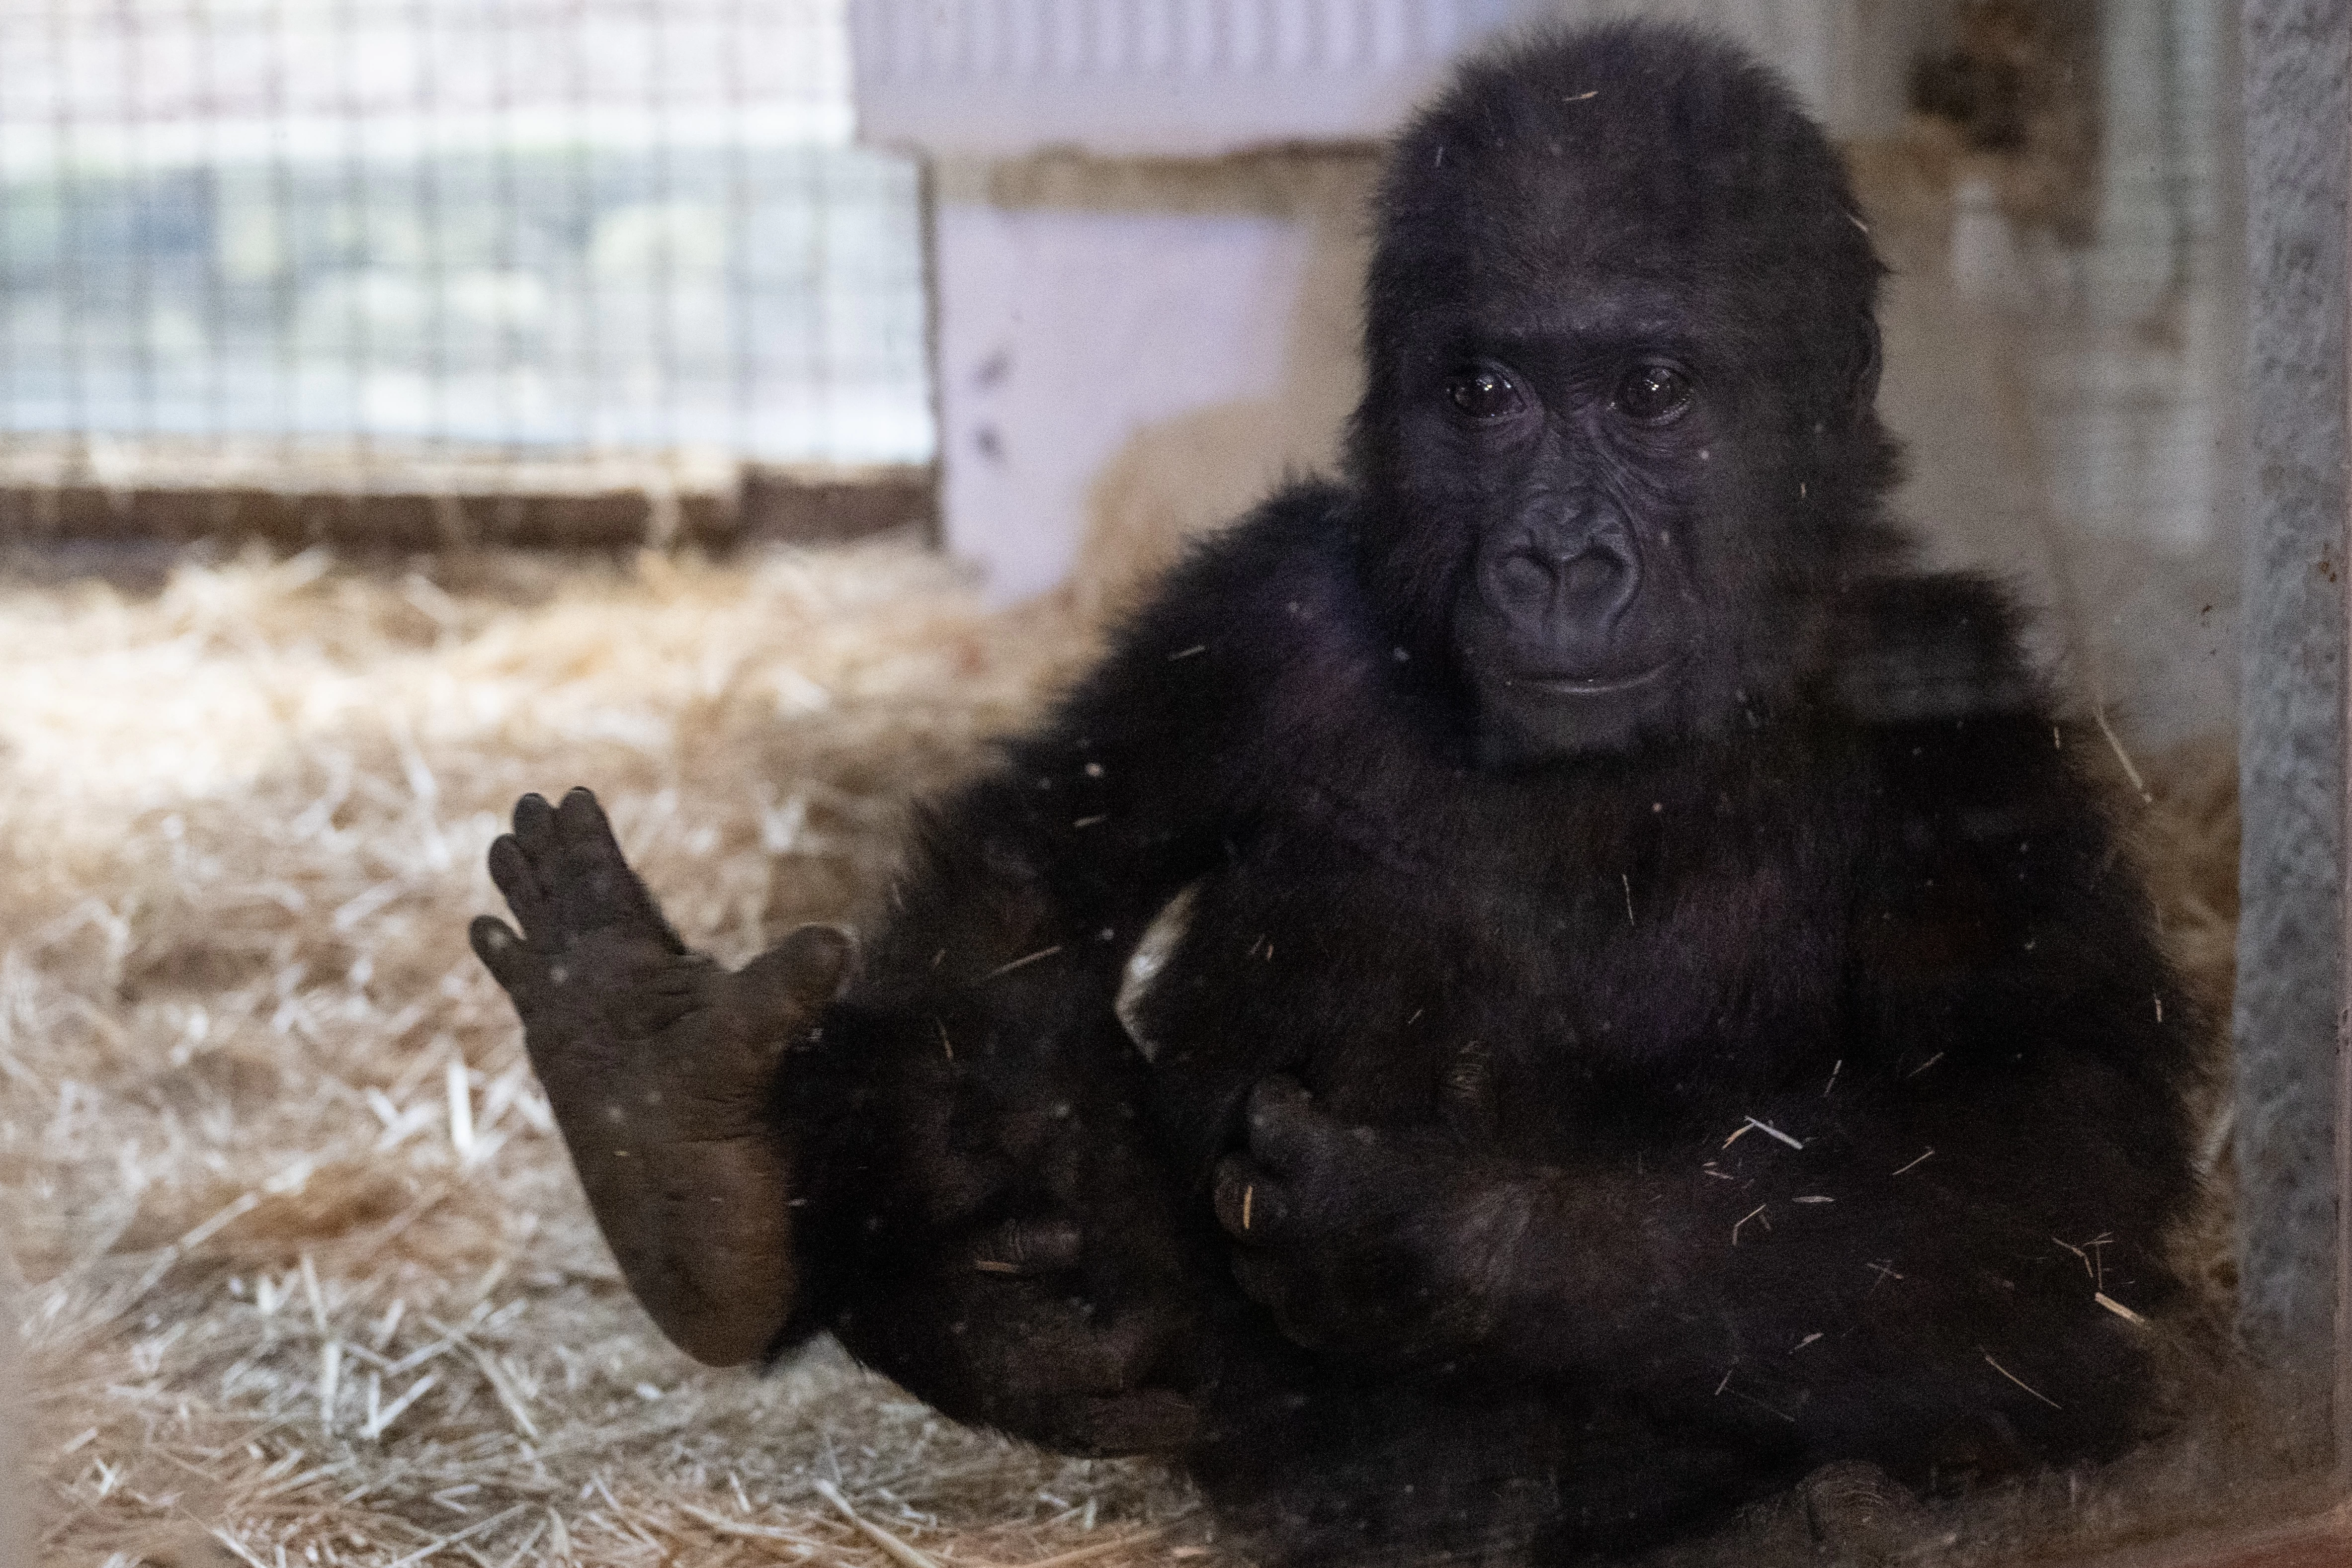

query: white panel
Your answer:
[850,0,1898,158]
[934,198,1315,601]
[850,0,1531,157]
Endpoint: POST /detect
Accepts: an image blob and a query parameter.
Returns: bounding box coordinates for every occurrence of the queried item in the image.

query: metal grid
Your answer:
[0,0,932,483]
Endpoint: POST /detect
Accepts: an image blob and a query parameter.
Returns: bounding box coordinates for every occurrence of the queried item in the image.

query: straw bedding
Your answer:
[0,539,2244,1568]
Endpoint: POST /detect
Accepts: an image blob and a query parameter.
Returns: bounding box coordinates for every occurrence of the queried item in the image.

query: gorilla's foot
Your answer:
[471,788,853,1364]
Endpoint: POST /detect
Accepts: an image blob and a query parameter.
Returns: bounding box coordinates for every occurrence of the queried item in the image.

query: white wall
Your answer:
[935,191,1317,604]
[931,154,1376,607]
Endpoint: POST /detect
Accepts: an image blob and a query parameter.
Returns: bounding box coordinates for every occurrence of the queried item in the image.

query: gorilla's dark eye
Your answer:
[1615,363,1693,423]
[1446,366,1525,422]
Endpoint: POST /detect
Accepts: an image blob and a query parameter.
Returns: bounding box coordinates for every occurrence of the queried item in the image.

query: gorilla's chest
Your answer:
[1134,772,1851,1166]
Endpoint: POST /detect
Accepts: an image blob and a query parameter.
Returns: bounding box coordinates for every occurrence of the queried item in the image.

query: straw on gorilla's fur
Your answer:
[0,541,2251,1568]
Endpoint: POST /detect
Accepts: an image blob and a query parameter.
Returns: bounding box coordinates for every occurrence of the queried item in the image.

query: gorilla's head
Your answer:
[1347,22,1902,765]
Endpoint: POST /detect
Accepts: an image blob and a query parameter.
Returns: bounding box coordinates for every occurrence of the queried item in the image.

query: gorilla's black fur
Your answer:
[474,22,2202,1564]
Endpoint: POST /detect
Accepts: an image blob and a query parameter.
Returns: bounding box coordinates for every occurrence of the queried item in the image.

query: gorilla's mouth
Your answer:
[1505,660,1676,698]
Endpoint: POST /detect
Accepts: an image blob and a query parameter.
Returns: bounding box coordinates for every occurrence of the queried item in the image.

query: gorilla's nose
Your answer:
[1490,530,1642,634]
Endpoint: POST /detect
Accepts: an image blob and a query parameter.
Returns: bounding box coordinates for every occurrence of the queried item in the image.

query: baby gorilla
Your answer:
[474,21,2201,1566]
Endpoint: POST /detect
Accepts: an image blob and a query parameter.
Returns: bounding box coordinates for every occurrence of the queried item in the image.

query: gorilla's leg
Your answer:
[470,787,851,1365]
[1185,1367,1570,1566]
[1194,1367,1796,1567]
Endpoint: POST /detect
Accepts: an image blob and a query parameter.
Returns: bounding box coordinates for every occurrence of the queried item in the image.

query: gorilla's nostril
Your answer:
[1499,551,1553,599]
[1488,538,1638,621]
[1558,551,1622,599]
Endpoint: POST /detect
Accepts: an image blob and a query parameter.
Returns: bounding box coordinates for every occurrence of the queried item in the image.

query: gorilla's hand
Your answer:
[1213,1077,1537,1360]
[470,787,852,1366]
[828,1056,1210,1456]
[853,1223,1205,1455]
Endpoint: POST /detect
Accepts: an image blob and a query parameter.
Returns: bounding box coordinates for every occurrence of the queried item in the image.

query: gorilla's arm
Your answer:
[470,488,1349,1452]
[785,495,1363,1448]
[1214,703,2199,1477]
[471,795,856,1367]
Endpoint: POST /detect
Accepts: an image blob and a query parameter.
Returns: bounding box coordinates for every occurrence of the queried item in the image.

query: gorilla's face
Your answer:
[1394,280,1792,765]
[1351,30,1893,769]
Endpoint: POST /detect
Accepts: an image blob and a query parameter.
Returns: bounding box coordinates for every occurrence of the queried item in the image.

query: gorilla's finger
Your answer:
[1076,1309,1183,1390]
[989,1300,1176,1398]
[486,835,554,944]
[551,787,628,905]
[1055,1389,1201,1455]
[555,784,608,829]
[469,915,546,995]
[1214,1154,1287,1240]
[969,1216,1083,1275]
[548,787,687,952]
[731,923,856,1029]
[1244,1075,1327,1171]
[510,791,557,850]
[1440,1040,1500,1140]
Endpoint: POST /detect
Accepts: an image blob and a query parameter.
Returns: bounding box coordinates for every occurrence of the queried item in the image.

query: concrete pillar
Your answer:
[2234,0,2350,1458]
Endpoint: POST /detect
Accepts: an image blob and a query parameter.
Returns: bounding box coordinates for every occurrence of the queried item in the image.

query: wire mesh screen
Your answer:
[0,0,932,500]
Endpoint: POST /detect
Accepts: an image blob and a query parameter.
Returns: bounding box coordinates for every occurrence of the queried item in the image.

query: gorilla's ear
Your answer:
[1846,319,1883,414]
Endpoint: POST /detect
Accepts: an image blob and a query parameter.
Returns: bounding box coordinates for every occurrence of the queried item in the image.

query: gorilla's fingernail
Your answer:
[1242,1185,1254,1231]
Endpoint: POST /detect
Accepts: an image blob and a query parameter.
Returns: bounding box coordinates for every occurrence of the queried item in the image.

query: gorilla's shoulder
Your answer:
[1106,481,1363,664]
[1825,571,2045,729]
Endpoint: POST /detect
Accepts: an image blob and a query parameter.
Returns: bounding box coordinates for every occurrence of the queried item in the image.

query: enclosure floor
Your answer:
[0,543,2244,1568]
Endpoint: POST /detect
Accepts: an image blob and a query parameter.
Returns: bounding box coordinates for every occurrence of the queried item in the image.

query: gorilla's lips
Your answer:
[1505,660,1676,698]
[1472,658,1680,761]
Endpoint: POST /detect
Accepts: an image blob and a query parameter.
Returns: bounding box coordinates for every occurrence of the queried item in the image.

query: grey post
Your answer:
[2236,0,2351,1461]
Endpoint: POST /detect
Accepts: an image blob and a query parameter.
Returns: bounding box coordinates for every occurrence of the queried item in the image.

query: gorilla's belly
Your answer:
[1122,862,1595,1176]
[1120,823,1837,1178]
